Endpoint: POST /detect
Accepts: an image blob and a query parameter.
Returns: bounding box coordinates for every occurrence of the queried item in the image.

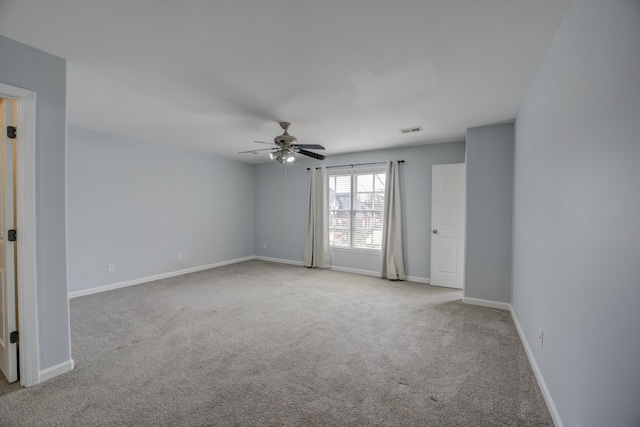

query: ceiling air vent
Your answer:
[399,126,423,134]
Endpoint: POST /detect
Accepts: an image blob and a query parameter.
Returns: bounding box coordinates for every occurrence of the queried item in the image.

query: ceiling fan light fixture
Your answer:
[248,122,324,164]
[284,149,297,163]
[270,148,297,164]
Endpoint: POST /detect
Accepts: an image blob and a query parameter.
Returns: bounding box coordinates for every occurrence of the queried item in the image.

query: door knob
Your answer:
[432,229,438,234]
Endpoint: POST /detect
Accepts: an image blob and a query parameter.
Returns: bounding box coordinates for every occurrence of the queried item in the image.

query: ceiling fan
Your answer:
[239,122,326,163]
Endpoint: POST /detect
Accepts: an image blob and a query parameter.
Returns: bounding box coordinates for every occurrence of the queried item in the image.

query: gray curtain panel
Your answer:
[304,166,330,268]
[381,160,406,280]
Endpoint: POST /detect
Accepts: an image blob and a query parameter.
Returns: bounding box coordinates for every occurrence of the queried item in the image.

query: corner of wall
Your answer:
[510,307,564,427]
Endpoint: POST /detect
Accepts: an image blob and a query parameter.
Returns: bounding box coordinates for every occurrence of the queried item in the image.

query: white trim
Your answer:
[39,358,74,383]
[430,282,463,290]
[406,275,431,284]
[255,258,431,285]
[329,265,379,277]
[0,82,39,387]
[64,73,73,373]
[68,256,255,299]
[511,308,564,427]
[254,256,304,267]
[462,159,467,295]
[0,83,31,98]
[462,297,512,311]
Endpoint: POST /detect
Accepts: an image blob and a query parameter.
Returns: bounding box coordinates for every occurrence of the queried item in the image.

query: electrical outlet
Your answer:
[538,329,544,348]
[108,263,115,272]
[263,242,266,249]
[177,252,182,261]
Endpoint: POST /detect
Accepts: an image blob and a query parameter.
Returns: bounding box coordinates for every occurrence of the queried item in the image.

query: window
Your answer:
[329,170,385,251]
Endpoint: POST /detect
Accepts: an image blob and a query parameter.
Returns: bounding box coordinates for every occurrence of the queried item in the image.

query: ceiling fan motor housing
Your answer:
[275,122,297,146]
[274,134,297,146]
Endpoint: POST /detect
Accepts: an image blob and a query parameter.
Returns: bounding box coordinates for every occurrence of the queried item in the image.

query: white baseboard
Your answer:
[330,265,379,277]
[406,276,431,284]
[39,359,74,383]
[430,283,463,290]
[254,258,430,285]
[254,257,384,279]
[68,256,255,299]
[464,297,562,425]
[462,297,512,311]
[254,256,304,266]
[510,308,564,427]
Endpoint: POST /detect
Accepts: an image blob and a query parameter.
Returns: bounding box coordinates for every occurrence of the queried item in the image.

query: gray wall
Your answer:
[67,127,255,293]
[465,123,514,303]
[512,0,640,426]
[255,142,466,279]
[0,35,70,370]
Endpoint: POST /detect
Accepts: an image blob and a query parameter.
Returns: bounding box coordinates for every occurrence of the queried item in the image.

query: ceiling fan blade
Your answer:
[253,140,276,145]
[238,148,277,154]
[298,149,326,160]
[293,144,325,150]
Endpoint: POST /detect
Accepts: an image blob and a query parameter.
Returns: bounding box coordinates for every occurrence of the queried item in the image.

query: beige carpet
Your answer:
[0,376,21,397]
[0,260,552,426]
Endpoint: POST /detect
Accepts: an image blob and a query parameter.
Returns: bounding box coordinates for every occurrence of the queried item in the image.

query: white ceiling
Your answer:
[0,0,571,163]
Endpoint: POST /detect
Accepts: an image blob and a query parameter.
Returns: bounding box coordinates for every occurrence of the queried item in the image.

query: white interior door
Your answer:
[0,98,18,383]
[430,163,466,289]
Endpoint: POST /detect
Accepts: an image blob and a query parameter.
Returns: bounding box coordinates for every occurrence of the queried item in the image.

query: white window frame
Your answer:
[329,167,386,252]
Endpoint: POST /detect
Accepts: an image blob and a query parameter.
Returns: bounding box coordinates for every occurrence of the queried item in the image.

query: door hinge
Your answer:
[10,330,18,344]
[7,126,16,139]
[8,229,16,241]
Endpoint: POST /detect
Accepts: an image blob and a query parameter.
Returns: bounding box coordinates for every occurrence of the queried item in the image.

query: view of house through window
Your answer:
[329,170,386,251]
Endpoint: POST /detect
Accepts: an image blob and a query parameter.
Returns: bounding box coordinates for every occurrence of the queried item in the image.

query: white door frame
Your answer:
[0,82,39,387]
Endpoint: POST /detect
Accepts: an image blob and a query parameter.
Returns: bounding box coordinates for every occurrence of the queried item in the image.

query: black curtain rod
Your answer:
[307,160,404,171]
